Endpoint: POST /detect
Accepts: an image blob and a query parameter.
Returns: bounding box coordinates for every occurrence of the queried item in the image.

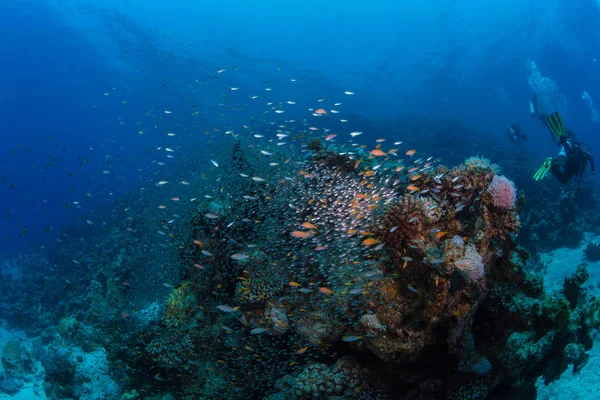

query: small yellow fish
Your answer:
[289,281,301,287]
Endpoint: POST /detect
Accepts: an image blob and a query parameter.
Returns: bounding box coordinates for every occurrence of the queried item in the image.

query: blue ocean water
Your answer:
[1,0,600,399]
[1,0,599,257]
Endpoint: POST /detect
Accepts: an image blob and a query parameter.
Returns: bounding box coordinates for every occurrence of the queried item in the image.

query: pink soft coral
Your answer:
[488,175,516,209]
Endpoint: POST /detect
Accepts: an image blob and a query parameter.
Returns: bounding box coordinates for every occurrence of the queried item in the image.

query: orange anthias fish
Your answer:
[370,149,386,157]
[302,222,318,230]
[406,185,419,191]
[291,231,314,238]
[435,231,448,239]
[319,287,333,295]
[315,109,328,115]
[362,238,379,246]
[406,149,416,156]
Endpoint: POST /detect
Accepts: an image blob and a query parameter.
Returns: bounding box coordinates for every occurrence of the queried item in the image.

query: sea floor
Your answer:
[0,324,47,400]
[541,232,600,293]
[2,235,600,399]
[536,341,600,399]
[535,232,600,398]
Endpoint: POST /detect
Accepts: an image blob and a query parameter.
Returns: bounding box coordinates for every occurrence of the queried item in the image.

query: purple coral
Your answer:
[488,175,516,209]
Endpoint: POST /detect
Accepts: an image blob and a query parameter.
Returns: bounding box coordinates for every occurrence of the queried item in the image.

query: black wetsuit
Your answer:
[507,123,526,144]
[551,137,595,184]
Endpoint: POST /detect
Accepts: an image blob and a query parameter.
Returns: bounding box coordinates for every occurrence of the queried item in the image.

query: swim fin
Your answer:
[534,157,553,181]
[546,112,566,139]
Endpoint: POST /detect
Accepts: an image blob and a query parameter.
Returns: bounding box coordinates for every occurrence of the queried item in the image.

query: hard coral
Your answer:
[146,332,195,370]
[267,357,367,399]
[164,281,197,327]
[481,189,521,241]
[443,235,467,265]
[464,156,500,175]
[461,156,497,192]
[376,194,430,251]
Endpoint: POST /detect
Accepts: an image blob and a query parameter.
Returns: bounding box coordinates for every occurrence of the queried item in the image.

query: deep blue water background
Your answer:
[1,0,600,258]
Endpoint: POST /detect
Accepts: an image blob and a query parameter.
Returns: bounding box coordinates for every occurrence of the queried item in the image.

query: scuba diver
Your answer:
[533,110,595,186]
[507,123,527,144]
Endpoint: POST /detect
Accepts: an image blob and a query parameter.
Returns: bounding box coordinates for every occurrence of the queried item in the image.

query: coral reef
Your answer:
[101,144,598,399]
[2,135,599,400]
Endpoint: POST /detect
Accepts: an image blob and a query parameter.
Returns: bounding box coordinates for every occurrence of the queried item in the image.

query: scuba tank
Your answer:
[529,100,536,116]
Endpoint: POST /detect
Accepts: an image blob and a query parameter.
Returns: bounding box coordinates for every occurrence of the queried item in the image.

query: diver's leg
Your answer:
[551,162,570,184]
